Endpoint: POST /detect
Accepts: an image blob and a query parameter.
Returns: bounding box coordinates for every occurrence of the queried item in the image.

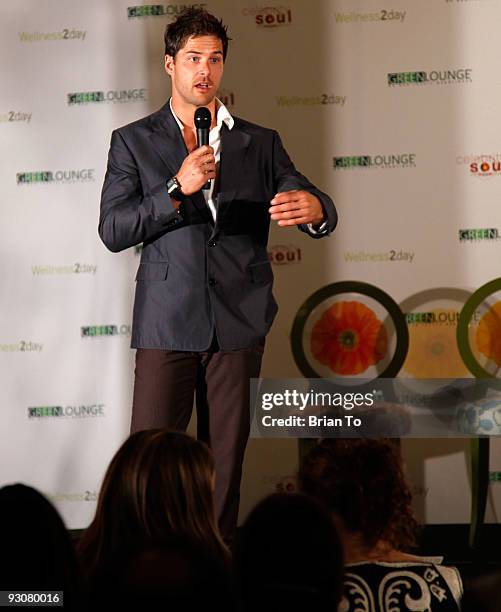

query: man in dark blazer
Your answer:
[99,8,337,543]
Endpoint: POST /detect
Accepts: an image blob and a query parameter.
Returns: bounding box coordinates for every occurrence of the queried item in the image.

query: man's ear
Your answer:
[164,54,175,76]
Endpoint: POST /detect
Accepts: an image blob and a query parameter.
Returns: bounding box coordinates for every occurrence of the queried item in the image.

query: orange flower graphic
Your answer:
[476,301,501,366]
[310,301,388,375]
[403,309,468,378]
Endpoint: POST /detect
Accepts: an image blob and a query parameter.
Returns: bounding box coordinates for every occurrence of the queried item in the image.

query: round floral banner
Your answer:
[291,281,408,381]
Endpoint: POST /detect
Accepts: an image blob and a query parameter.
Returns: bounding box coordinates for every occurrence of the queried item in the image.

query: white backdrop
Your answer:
[2,0,501,529]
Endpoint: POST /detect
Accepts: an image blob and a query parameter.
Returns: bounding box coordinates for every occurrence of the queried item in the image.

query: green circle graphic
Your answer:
[457,278,501,379]
[291,281,409,380]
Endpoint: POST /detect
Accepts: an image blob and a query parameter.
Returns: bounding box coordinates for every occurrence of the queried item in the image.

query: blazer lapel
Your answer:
[215,123,251,228]
[148,103,210,218]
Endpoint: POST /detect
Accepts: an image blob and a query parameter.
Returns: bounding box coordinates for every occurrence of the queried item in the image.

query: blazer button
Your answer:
[207,239,217,247]
[208,278,217,286]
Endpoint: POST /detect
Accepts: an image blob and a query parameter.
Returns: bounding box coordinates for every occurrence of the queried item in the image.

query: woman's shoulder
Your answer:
[342,557,463,611]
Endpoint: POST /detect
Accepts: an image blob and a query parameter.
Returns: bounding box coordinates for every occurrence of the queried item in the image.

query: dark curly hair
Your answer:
[298,439,419,551]
[164,7,230,60]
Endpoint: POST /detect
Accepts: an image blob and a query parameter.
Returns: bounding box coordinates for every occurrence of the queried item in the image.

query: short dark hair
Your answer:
[164,7,230,60]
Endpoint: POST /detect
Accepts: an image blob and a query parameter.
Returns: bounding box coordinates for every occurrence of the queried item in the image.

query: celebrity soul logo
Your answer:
[268,245,302,266]
[243,6,292,27]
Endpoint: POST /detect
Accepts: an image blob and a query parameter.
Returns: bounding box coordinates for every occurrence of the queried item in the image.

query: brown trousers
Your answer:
[131,338,264,544]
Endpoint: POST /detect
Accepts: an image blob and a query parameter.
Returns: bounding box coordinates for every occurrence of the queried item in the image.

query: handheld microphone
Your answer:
[194,107,211,190]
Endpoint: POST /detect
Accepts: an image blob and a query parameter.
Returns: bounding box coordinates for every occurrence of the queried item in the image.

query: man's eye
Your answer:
[210,57,221,64]
[189,56,199,62]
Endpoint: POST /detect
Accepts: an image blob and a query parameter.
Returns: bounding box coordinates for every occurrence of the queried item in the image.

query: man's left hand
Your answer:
[269,190,325,227]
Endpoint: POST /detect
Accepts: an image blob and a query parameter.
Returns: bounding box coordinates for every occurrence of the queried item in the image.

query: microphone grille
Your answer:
[194,107,211,129]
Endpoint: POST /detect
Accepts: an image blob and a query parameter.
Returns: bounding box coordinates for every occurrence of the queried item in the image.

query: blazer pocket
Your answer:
[248,261,273,284]
[135,262,169,281]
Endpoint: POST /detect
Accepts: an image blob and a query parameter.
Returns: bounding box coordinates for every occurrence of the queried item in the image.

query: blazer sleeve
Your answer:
[98,130,184,253]
[271,130,337,238]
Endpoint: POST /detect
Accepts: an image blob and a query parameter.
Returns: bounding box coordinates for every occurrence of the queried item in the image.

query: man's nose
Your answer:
[198,60,210,75]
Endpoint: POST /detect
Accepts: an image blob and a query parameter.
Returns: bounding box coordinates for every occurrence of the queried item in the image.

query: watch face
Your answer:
[167,178,177,193]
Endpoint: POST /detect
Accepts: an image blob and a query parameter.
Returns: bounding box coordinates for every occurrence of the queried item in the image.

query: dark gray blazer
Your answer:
[98,102,337,351]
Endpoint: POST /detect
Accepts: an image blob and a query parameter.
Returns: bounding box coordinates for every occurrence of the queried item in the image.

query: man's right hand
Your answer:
[175,145,216,196]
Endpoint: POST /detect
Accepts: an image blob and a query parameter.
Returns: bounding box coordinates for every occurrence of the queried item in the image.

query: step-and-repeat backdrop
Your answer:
[3,0,501,528]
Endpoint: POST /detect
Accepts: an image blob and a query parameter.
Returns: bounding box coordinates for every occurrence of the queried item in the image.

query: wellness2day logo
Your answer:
[242,6,292,27]
[28,404,105,419]
[127,3,206,18]
[19,28,86,42]
[276,93,346,107]
[333,153,416,170]
[0,111,32,124]
[335,9,406,23]
[344,250,414,264]
[32,263,97,276]
[0,340,43,352]
[68,89,147,105]
[388,68,472,86]
[17,169,95,185]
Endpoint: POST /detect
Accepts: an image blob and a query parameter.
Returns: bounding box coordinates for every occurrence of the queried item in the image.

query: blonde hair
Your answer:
[78,429,228,581]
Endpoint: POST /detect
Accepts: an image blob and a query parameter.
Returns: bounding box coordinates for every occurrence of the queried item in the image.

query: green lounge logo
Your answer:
[0,111,32,124]
[459,228,500,242]
[127,4,206,18]
[17,169,95,184]
[276,94,346,107]
[28,404,105,418]
[0,341,43,352]
[333,154,416,169]
[335,9,405,23]
[67,89,147,104]
[81,325,131,338]
[18,29,86,42]
[406,310,481,324]
[32,263,97,275]
[406,311,459,325]
[388,69,472,86]
[344,250,414,263]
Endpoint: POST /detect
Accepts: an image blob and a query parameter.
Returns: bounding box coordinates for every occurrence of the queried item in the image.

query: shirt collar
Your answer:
[169,97,234,132]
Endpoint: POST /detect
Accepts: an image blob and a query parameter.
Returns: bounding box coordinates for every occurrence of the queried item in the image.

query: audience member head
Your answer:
[91,536,236,612]
[234,492,344,611]
[78,429,228,584]
[0,484,79,600]
[298,438,418,552]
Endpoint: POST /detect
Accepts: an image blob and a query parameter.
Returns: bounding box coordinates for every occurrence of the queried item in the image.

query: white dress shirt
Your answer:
[170,97,233,221]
